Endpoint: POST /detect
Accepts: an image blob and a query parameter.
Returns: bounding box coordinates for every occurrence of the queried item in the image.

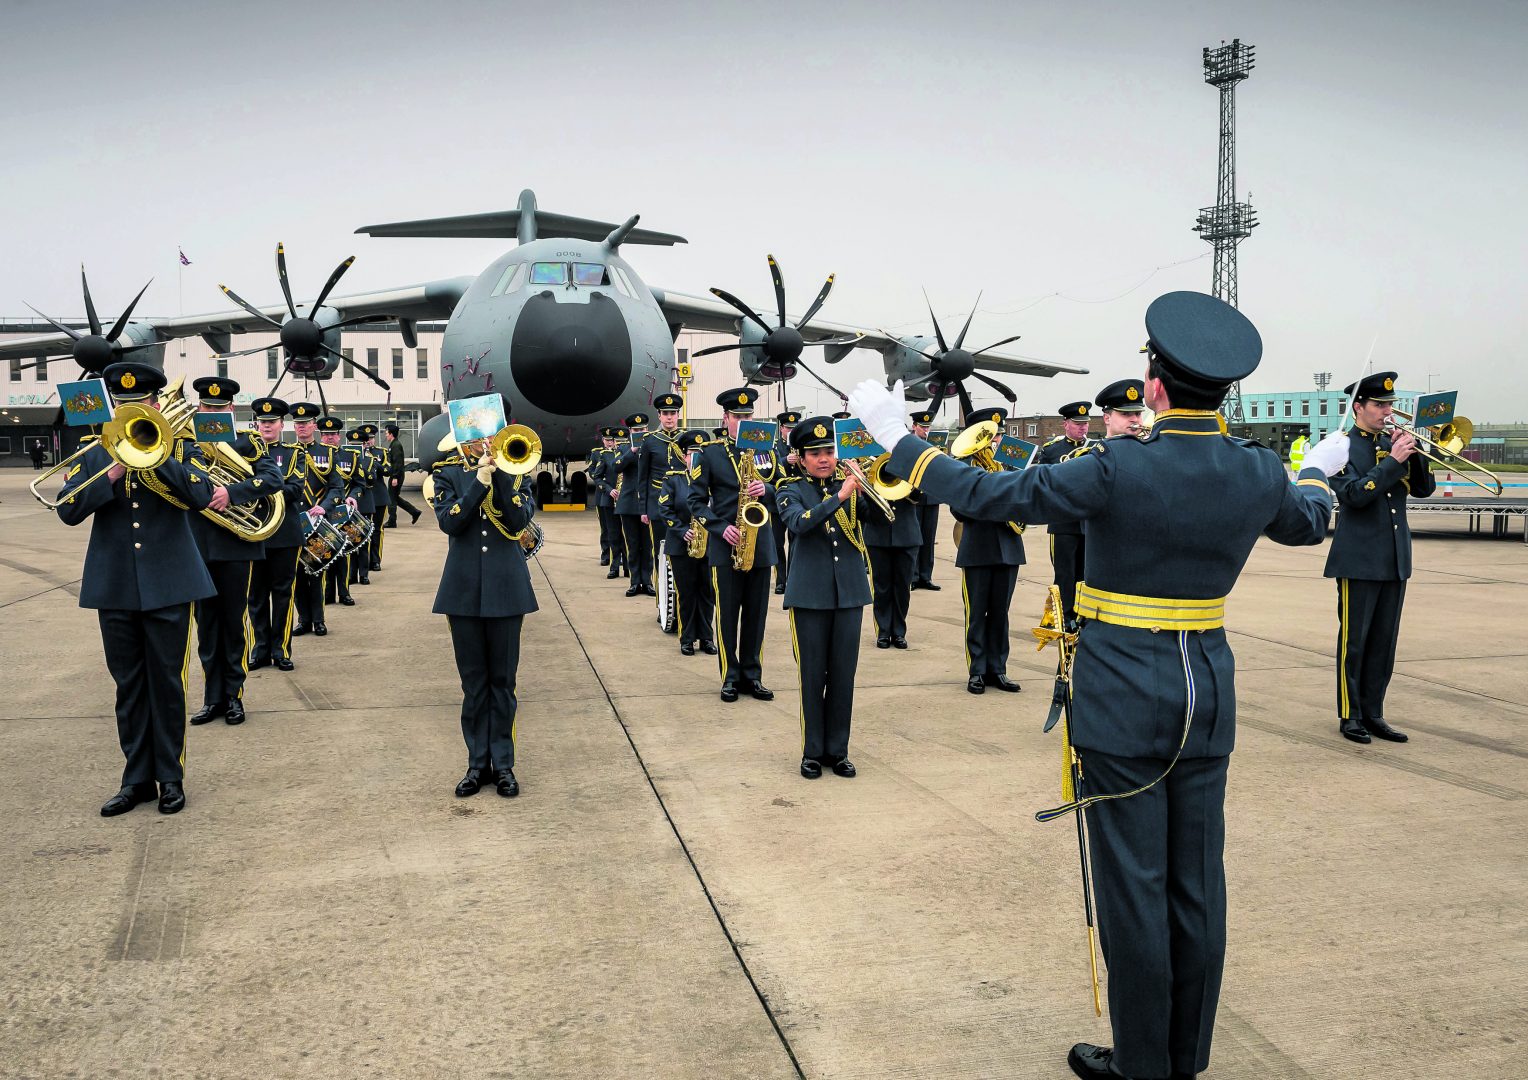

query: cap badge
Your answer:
[209,384,221,397]
[814,423,827,438]
[120,372,136,390]
[1076,405,1085,415]
[737,393,747,404]
[1126,386,1139,401]
[1383,377,1394,391]
[261,402,272,413]
[991,413,1000,423]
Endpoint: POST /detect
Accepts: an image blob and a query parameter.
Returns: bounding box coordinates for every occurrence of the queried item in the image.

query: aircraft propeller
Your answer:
[888,291,1021,419]
[17,267,158,374]
[215,244,391,390]
[695,255,862,404]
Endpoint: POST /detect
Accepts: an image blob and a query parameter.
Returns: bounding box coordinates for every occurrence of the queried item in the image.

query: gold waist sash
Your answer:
[1076,584,1226,632]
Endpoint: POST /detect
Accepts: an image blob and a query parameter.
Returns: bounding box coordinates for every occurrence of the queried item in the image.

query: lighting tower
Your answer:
[1192,38,1258,422]
[1314,372,1332,392]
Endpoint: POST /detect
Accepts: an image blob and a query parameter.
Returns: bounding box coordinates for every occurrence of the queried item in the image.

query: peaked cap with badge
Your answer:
[101,361,166,402]
[676,428,709,452]
[789,416,837,452]
[1343,371,1399,403]
[716,387,759,415]
[910,410,936,426]
[775,410,802,426]
[289,402,322,422]
[624,411,650,428]
[192,375,239,403]
[1144,290,1262,393]
[653,393,683,411]
[251,396,288,419]
[1058,400,1092,420]
[1097,379,1146,413]
[317,415,345,433]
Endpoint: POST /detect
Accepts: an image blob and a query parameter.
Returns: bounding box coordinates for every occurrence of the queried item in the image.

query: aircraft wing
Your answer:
[0,277,475,362]
[651,288,1087,378]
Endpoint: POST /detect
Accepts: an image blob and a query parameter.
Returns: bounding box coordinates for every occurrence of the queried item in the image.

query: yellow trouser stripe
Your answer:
[1076,584,1226,630]
[789,609,805,752]
[961,570,973,672]
[711,566,725,681]
[1338,579,1351,718]
[179,602,195,768]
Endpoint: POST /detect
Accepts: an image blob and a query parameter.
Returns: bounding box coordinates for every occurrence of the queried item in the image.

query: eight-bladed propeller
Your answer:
[695,255,863,404]
[215,243,390,390]
[19,267,158,374]
[889,291,1022,419]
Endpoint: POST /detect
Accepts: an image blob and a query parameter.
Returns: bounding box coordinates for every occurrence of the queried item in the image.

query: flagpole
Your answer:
[177,246,186,357]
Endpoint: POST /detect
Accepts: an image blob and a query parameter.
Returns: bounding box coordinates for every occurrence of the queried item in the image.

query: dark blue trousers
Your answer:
[98,604,194,786]
[447,614,523,774]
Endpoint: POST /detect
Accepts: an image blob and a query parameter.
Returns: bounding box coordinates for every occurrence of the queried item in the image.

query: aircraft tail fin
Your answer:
[356,189,687,247]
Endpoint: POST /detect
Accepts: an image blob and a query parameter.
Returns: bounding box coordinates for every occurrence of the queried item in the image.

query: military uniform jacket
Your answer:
[334,447,373,513]
[56,439,217,611]
[298,444,347,515]
[658,468,702,557]
[1034,435,1091,535]
[636,430,682,519]
[890,411,1333,759]
[588,449,613,508]
[1324,427,1435,581]
[613,442,645,516]
[774,474,872,610]
[952,510,1026,568]
[860,495,924,548]
[429,461,540,619]
[686,438,779,569]
[188,435,283,562]
[773,438,802,481]
[368,447,391,508]
[262,441,310,549]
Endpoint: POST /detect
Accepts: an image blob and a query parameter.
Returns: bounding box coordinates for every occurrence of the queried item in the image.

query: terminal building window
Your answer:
[34,358,48,381]
[342,347,354,378]
[267,348,279,380]
[1319,399,1328,415]
[216,356,228,378]
[1250,402,1259,417]
[416,348,429,379]
[1301,400,1310,416]
[1284,401,1292,417]
[367,348,379,380]
[530,262,567,286]
[392,348,404,381]
[8,358,20,381]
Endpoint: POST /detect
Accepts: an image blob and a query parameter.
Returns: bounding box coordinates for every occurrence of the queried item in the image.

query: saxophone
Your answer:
[686,515,709,559]
[731,445,770,572]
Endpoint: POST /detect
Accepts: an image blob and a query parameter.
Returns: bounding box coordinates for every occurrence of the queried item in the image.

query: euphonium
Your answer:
[158,377,287,542]
[841,452,912,521]
[950,419,1024,536]
[732,446,770,572]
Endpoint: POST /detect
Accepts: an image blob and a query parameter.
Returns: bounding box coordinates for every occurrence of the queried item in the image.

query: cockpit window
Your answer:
[572,263,609,286]
[491,262,529,297]
[530,262,567,285]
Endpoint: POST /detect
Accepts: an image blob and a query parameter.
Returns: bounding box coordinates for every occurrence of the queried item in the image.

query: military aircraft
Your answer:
[0,190,1087,502]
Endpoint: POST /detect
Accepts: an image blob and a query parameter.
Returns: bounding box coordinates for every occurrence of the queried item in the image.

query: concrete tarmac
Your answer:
[1,470,1524,1080]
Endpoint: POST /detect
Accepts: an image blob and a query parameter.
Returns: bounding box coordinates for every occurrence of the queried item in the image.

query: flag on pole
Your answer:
[178,249,191,266]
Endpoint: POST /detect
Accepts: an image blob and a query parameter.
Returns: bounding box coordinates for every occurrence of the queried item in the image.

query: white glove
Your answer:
[1301,431,1350,477]
[846,378,910,452]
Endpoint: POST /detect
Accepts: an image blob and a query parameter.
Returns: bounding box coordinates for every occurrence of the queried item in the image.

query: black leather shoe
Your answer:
[313,624,328,636]
[357,577,370,585]
[190,702,226,726]
[455,768,484,797]
[891,636,908,650]
[747,683,774,701]
[985,674,1021,693]
[680,642,696,656]
[625,586,642,597]
[967,676,986,695]
[1067,1043,1121,1079]
[101,783,156,817]
[384,520,397,529]
[495,770,519,798]
[876,636,892,649]
[832,759,857,778]
[774,583,787,595]
[292,624,311,637]
[641,584,657,597]
[800,758,822,779]
[720,685,739,703]
[600,555,610,566]
[1363,717,1409,742]
[1340,716,1371,744]
[369,561,382,572]
[275,658,294,672]
[923,581,942,591]
[700,640,719,655]
[158,782,186,815]
[225,701,246,726]
[607,567,621,579]
[410,509,421,525]
[249,656,270,671]
[339,595,355,606]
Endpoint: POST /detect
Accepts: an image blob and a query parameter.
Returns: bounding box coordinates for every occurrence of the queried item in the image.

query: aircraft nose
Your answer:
[511,293,632,416]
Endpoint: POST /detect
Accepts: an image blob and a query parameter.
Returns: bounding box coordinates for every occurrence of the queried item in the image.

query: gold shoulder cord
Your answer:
[831,467,867,558]
[482,475,528,542]
[129,468,189,510]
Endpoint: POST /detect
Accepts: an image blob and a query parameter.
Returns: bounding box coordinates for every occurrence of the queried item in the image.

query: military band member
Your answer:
[56,362,217,816]
[186,377,281,727]
[248,397,307,672]
[291,407,345,637]
[1036,400,1095,625]
[850,290,1341,1080]
[1326,371,1434,745]
[363,425,390,570]
[771,410,802,595]
[383,422,422,527]
[687,387,779,703]
[909,409,943,590]
[325,426,368,605]
[430,437,539,799]
[861,455,921,650]
[658,429,718,656]
[774,418,871,778]
[590,427,626,577]
[638,393,684,582]
[1097,379,1147,438]
[615,412,655,597]
[953,407,1024,695]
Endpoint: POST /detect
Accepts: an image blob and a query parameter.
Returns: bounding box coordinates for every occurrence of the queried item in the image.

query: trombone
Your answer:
[950,419,1024,536]
[841,453,912,521]
[1386,409,1503,496]
[30,403,173,509]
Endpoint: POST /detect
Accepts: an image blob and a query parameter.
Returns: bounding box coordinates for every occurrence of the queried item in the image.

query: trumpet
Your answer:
[950,419,1024,536]
[841,452,912,521]
[1385,410,1502,496]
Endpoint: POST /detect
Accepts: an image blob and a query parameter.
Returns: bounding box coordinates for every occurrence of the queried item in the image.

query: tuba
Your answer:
[732,446,770,572]
[159,377,287,542]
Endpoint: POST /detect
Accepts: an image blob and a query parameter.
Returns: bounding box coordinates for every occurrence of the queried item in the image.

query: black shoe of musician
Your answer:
[339,596,356,606]
[358,577,370,585]
[607,567,621,579]
[313,624,328,637]
[410,509,421,525]
[641,584,657,597]
[292,624,311,637]
[385,520,397,529]
[774,583,786,595]
[745,682,774,701]
[1067,1043,1124,1079]
[158,782,186,815]
[370,561,382,572]
[249,656,270,671]
[1362,717,1408,742]
[877,636,892,649]
[1340,716,1371,744]
[600,554,611,566]
[700,640,719,655]
[225,701,245,725]
[680,642,696,656]
[101,782,157,817]
[190,702,227,726]
[276,658,294,672]
[625,586,642,597]
[800,758,822,779]
[831,759,856,778]
[985,674,1021,693]
[922,581,942,591]
[967,676,986,695]
[891,637,908,650]
[455,768,484,797]
[720,684,739,703]
[495,770,519,798]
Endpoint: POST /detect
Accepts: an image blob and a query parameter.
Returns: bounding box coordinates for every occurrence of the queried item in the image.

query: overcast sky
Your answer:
[4,0,1525,420]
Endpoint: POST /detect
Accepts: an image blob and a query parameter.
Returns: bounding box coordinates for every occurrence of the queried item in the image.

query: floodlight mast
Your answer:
[1192,38,1258,422]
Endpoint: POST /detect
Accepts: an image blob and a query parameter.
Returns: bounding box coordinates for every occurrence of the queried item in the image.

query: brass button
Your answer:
[1150,626,1161,634]
[132,502,140,509]
[482,546,489,552]
[833,556,839,562]
[132,522,140,529]
[134,542,141,550]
